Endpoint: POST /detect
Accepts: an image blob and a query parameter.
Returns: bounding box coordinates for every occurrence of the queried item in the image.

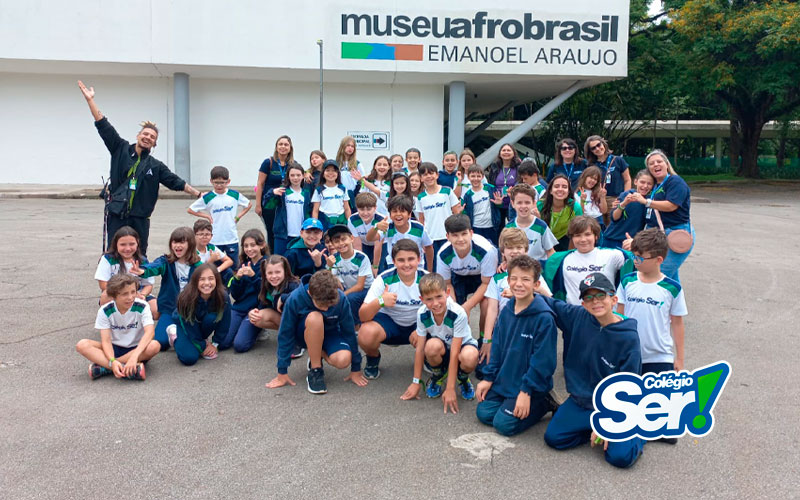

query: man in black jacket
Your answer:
[79,80,200,255]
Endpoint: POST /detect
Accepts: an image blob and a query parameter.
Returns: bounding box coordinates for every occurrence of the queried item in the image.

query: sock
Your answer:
[366,354,381,365]
[457,369,470,382]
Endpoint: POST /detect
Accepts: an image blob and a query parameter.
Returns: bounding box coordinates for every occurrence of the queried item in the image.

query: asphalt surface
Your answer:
[1,183,798,499]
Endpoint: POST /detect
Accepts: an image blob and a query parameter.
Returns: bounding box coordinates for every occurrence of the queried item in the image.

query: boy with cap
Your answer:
[285,218,328,279]
[326,224,374,326]
[542,272,645,468]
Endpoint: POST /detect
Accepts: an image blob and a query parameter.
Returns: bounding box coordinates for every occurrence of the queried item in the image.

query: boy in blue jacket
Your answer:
[285,218,327,279]
[542,272,645,468]
[265,270,367,394]
[475,255,560,437]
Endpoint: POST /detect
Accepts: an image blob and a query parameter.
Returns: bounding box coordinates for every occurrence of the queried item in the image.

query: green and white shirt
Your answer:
[329,250,374,290]
[380,220,433,269]
[506,217,559,260]
[189,189,250,245]
[94,298,154,348]
[436,234,498,280]
[365,268,427,326]
[415,186,459,240]
[416,297,477,347]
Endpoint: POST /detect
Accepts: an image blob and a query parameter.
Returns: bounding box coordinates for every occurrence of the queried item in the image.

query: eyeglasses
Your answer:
[590,143,605,151]
[582,292,613,302]
[633,254,659,264]
[560,146,575,151]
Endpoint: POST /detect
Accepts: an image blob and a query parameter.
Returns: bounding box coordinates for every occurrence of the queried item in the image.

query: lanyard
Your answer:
[564,163,575,180]
[127,155,142,209]
[650,174,670,200]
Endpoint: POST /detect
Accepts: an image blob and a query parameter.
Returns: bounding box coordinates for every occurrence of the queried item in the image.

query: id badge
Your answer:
[502,186,509,196]
[605,173,611,185]
[646,207,652,219]
[129,178,137,191]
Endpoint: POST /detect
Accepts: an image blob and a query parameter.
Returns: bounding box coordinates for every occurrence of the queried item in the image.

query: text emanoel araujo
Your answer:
[340,11,623,67]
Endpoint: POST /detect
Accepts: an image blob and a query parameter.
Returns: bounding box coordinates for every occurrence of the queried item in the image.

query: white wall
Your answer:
[0,73,443,185]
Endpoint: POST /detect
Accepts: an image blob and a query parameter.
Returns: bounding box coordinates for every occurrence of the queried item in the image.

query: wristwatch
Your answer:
[645,199,652,208]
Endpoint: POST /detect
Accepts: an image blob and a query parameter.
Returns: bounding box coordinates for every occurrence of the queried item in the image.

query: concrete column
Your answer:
[715,136,723,168]
[174,73,191,181]
[448,81,466,153]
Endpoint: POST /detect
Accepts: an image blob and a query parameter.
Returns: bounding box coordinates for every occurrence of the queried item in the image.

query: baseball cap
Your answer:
[578,272,616,299]
[301,218,324,231]
[326,224,351,240]
[322,159,340,170]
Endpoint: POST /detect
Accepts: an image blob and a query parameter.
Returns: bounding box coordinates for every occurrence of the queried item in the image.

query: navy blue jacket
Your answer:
[546,160,587,189]
[462,184,501,229]
[265,187,312,241]
[258,280,301,311]
[276,278,361,374]
[172,293,231,347]
[229,256,267,312]
[483,295,558,398]
[542,297,641,409]
[437,169,459,190]
[285,238,326,278]
[140,256,201,314]
[603,189,648,243]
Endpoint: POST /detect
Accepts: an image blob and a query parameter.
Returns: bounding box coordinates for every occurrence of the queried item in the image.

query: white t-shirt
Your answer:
[94,298,154,348]
[365,268,427,326]
[380,220,433,269]
[436,234,498,281]
[330,250,374,290]
[464,185,493,228]
[415,186,459,241]
[189,189,250,245]
[505,218,559,260]
[175,262,191,291]
[284,187,307,237]
[577,190,604,218]
[372,180,391,216]
[562,248,626,305]
[485,271,551,312]
[94,255,154,287]
[416,298,477,348]
[348,213,384,247]
[197,244,223,264]
[312,185,349,217]
[617,272,688,364]
[340,161,365,193]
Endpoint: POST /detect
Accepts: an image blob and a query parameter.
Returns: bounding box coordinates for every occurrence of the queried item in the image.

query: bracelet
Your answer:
[372,265,379,269]
[412,377,421,385]
[108,357,116,368]
[377,296,385,307]
[484,338,492,344]
[645,199,652,208]
[212,342,219,348]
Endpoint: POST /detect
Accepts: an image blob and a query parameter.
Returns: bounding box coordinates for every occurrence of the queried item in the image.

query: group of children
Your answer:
[77,139,689,469]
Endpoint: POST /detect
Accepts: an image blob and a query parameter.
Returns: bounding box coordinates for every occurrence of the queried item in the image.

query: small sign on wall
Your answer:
[348,131,390,150]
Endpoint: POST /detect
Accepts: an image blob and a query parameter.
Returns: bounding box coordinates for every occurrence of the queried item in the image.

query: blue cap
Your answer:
[322,159,339,170]
[301,218,324,231]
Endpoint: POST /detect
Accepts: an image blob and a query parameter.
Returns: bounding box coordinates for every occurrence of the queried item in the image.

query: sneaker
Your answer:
[364,355,381,380]
[125,363,146,381]
[657,437,678,445]
[426,371,448,398]
[166,324,177,347]
[306,357,324,371]
[306,367,327,394]
[458,375,475,401]
[291,345,305,359]
[257,329,271,341]
[545,389,563,415]
[88,363,112,380]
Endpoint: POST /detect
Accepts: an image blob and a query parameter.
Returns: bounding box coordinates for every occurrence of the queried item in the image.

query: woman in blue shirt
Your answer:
[585,135,632,225]
[255,135,294,253]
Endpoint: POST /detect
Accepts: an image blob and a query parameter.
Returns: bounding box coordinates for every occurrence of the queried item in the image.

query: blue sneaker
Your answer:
[88,363,112,380]
[426,371,447,398]
[364,355,381,380]
[458,375,475,400]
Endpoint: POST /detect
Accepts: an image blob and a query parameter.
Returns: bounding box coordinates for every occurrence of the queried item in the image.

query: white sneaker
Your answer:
[166,324,177,347]
[257,329,270,341]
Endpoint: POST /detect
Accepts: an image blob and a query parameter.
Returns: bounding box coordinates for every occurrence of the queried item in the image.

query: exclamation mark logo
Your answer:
[690,362,732,436]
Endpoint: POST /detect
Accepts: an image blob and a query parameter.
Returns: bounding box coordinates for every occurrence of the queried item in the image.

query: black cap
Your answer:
[325,224,351,240]
[578,272,616,299]
[322,159,339,170]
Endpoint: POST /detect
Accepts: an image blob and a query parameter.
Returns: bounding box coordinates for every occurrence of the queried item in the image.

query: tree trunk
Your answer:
[737,116,766,178]
[729,119,742,174]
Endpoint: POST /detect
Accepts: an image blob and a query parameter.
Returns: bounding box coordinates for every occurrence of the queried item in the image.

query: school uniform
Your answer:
[221,256,267,353]
[329,250,374,325]
[546,160,587,189]
[94,254,155,297]
[378,220,433,272]
[436,234,498,304]
[196,244,234,286]
[505,217,559,261]
[476,295,558,437]
[267,186,312,256]
[139,256,202,350]
[364,267,426,345]
[347,213,385,264]
[541,297,644,469]
[95,298,154,358]
[339,161,364,211]
[645,174,694,282]
[462,183,500,245]
[415,186,460,268]
[189,189,250,267]
[172,294,231,366]
[312,184,350,229]
[259,157,289,252]
[603,189,648,250]
[485,271,552,314]
[437,169,459,190]
[285,238,326,279]
[275,279,361,375]
[543,248,633,305]
[536,199,584,251]
[416,298,478,370]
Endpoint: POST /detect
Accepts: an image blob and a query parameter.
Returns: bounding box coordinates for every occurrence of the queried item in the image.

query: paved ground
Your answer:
[1,183,798,499]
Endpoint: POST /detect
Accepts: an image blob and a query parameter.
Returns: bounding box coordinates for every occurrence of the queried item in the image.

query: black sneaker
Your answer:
[364,355,381,379]
[657,437,678,445]
[291,344,305,359]
[545,389,563,415]
[306,367,327,394]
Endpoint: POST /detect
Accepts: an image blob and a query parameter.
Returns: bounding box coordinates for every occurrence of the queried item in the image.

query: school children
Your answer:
[358,240,427,379]
[400,273,479,412]
[408,171,423,199]
[517,158,546,203]
[389,154,405,174]
[132,227,202,350]
[266,270,367,394]
[335,136,364,208]
[312,160,351,229]
[221,229,269,353]
[436,214,498,335]
[506,184,559,261]
[268,162,313,256]
[537,174,584,251]
[575,166,608,231]
[389,172,411,199]
[325,224,374,326]
[95,226,157,318]
[367,195,434,273]
[305,150,326,188]
[193,220,234,279]
[542,272,644,468]
[77,273,160,380]
[358,155,392,216]
[415,162,461,264]
[461,164,500,245]
[188,166,251,268]
[168,264,231,366]
[285,218,327,279]
[347,192,384,265]
[603,169,655,250]
[438,150,461,192]
[246,255,301,333]
[475,255,560,436]
[405,147,421,175]
[543,216,632,305]
[457,148,478,194]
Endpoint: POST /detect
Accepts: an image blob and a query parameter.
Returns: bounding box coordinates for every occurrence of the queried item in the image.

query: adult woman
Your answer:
[537,174,583,251]
[629,150,694,283]
[255,135,294,253]
[546,138,586,189]
[584,135,631,224]
[485,143,521,225]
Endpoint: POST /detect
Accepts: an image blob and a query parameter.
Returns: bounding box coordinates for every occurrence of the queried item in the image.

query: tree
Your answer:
[670,0,800,177]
